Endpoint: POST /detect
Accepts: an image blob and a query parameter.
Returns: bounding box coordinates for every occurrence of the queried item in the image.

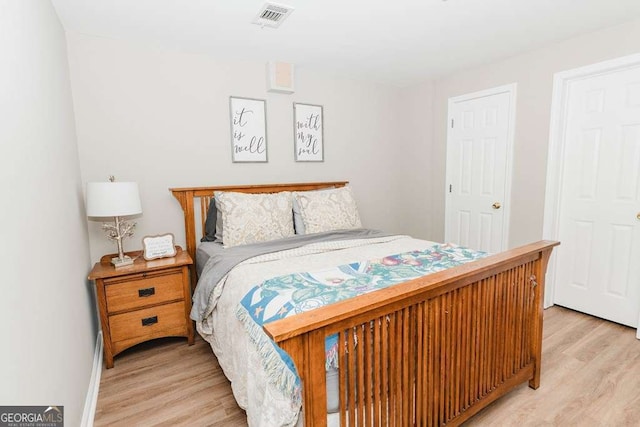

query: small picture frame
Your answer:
[293,103,324,162]
[230,96,268,163]
[142,233,177,261]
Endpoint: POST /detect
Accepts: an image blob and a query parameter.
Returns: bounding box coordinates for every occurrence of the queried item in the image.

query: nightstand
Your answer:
[88,246,194,368]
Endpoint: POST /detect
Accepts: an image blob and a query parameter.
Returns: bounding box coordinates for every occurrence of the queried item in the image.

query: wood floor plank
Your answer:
[94,306,640,426]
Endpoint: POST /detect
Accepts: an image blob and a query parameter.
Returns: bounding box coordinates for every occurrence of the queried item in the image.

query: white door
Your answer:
[445,85,515,253]
[553,65,640,327]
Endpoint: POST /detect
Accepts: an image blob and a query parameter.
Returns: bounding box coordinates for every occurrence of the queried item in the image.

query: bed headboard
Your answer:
[170,181,348,287]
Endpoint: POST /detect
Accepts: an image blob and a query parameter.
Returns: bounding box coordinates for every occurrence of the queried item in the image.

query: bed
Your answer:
[170,182,558,427]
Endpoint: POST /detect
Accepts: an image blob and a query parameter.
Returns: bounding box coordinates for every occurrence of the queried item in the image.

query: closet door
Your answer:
[445,85,516,253]
[554,65,640,327]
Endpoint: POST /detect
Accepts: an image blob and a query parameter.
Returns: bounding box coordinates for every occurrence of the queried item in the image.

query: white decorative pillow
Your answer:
[215,191,295,248]
[293,186,362,234]
[292,186,336,234]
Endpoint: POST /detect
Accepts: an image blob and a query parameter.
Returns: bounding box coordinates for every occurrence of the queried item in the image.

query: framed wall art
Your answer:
[293,102,323,162]
[229,96,268,162]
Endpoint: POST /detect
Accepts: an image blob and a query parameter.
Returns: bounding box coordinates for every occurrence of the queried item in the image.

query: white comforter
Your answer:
[196,235,436,427]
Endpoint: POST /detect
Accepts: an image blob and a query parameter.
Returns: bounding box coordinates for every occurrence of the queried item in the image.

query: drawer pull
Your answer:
[138,287,156,298]
[141,316,158,327]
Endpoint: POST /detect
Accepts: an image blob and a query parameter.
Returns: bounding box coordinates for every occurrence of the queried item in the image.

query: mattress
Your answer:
[196,241,224,277]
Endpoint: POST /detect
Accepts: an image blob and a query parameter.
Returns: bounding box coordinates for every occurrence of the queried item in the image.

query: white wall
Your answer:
[402,18,640,246]
[66,32,407,262]
[0,1,96,425]
[396,80,435,240]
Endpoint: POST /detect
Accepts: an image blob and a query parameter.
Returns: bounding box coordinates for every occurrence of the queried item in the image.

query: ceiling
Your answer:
[51,0,640,87]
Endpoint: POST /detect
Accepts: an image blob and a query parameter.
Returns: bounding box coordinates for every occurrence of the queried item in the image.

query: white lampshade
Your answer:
[86,182,142,217]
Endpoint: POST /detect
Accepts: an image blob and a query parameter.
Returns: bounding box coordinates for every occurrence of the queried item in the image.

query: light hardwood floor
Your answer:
[94,306,640,426]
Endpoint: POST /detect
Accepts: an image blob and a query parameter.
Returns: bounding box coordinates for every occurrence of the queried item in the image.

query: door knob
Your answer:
[492,202,501,209]
[637,212,640,220]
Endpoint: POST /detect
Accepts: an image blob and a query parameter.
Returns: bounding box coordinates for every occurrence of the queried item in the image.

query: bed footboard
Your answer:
[264,240,558,426]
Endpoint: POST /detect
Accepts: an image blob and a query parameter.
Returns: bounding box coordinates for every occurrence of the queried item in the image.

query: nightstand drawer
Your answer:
[109,301,187,343]
[105,269,183,313]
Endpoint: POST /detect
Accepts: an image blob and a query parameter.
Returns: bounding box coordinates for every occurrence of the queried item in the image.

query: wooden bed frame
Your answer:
[170,182,559,427]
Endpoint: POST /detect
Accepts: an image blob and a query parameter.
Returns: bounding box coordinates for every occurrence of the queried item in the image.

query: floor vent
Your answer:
[252,2,294,28]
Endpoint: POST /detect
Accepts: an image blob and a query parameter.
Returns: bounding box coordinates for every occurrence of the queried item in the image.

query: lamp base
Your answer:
[111,255,134,268]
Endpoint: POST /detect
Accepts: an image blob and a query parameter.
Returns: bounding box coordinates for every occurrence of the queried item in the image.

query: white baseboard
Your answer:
[81,331,103,427]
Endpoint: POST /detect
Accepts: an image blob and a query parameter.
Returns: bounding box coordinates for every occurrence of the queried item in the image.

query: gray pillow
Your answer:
[201,199,218,242]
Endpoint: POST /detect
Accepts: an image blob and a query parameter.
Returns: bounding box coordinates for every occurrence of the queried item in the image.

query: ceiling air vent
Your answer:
[252,2,294,28]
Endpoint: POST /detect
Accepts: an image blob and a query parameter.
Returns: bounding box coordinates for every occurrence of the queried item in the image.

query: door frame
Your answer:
[445,83,517,253]
[543,53,640,324]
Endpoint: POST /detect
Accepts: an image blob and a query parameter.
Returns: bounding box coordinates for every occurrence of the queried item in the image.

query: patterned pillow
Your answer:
[292,186,336,234]
[293,186,362,234]
[215,191,295,248]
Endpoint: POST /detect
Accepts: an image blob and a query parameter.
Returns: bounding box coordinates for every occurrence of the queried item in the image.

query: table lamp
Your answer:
[86,176,142,268]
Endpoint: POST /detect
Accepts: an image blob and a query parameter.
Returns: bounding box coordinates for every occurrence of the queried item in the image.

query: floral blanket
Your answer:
[235,243,486,405]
